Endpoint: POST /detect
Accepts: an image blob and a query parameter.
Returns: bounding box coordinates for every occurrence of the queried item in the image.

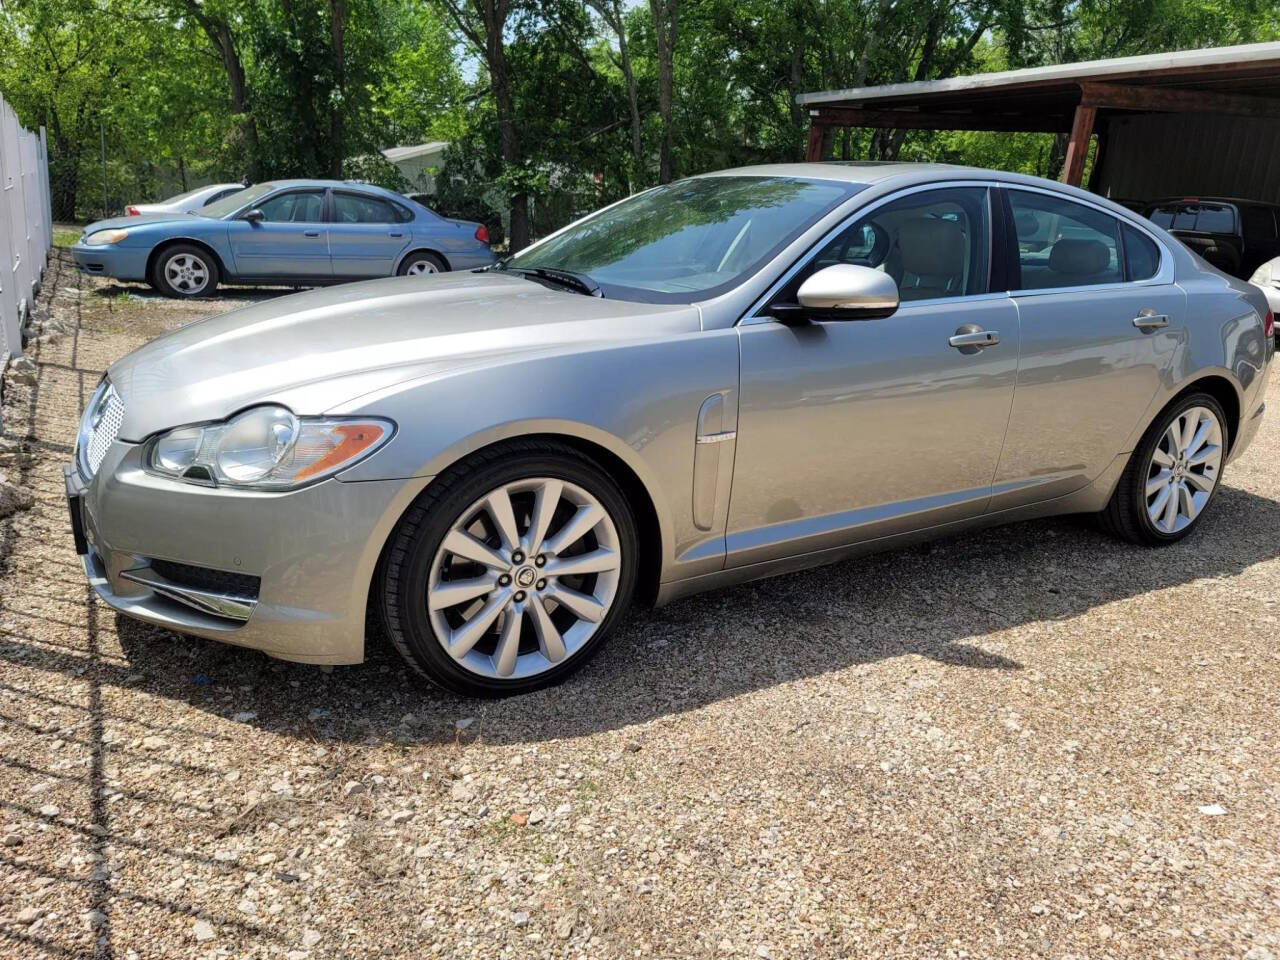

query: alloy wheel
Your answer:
[1144,405,1222,534]
[163,253,209,294]
[426,477,622,680]
[406,259,439,275]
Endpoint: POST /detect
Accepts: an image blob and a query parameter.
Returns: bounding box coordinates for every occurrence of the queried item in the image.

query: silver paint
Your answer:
[71,162,1273,665]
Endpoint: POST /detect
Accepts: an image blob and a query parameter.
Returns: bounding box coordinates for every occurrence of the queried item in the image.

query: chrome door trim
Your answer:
[739,179,1006,325]
[695,430,737,444]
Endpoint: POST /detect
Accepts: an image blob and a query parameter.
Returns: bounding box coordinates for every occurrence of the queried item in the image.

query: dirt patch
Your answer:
[0,250,1278,959]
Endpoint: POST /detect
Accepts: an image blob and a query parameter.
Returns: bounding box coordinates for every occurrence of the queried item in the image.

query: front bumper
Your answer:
[70,242,151,282]
[68,442,429,664]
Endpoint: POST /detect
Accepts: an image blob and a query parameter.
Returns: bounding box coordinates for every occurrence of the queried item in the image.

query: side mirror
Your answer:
[789,264,900,321]
[242,208,265,224]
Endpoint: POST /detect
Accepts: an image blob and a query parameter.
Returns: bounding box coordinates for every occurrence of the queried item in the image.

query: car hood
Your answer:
[84,212,207,233]
[107,271,701,440]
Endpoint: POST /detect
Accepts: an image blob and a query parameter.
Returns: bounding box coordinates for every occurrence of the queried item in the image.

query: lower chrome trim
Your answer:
[695,430,737,444]
[120,564,257,622]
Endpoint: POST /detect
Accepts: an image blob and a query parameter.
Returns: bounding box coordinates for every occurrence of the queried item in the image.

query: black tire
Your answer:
[396,251,447,276]
[378,439,639,697]
[1099,391,1227,545]
[150,243,219,298]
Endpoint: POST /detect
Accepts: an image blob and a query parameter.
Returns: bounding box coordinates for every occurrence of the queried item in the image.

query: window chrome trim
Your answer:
[740,179,1006,325]
[740,177,1177,324]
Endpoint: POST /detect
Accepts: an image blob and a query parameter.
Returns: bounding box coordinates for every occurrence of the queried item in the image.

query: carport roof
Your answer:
[798,41,1280,122]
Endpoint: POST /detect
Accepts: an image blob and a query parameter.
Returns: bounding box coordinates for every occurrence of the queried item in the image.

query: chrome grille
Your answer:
[79,384,124,478]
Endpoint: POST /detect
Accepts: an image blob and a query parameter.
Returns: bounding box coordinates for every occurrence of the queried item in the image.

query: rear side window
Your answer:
[333,192,399,224]
[1121,224,1160,281]
[1009,190,1121,289]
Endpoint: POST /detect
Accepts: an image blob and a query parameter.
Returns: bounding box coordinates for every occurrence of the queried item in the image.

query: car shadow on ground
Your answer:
[91,281,302,304]
[94,484,1280,747]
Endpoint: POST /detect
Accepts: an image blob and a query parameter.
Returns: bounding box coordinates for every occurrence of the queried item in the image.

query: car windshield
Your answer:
[199,183,278,219]
[506,176,858,302]
[161,186,210,206]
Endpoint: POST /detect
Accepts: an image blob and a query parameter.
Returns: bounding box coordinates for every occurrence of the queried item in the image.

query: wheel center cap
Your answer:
[514,566,537,588]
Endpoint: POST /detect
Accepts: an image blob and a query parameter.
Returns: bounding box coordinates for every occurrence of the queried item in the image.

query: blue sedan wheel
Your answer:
[152,244,220,298]
[398,252,447,276]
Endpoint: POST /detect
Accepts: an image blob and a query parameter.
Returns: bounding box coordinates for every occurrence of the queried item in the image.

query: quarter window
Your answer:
[1009,190,1121,290]
[789,186,991,303]
[1121,224,1161,282]
[256,190,326,223]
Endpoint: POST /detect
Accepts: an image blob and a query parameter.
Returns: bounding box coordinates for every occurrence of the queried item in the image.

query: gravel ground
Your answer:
[1,251,1278,960]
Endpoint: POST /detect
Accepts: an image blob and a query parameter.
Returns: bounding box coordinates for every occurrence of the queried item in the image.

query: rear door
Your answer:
[226,188,331,279]
[993,187,1184,509]
[328,191,413,277]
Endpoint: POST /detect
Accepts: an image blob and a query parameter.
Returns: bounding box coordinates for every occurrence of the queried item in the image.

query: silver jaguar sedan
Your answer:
[67,162,1273,697]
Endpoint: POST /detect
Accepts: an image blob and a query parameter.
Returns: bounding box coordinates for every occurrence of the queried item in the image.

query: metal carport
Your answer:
[798,41,1280,201]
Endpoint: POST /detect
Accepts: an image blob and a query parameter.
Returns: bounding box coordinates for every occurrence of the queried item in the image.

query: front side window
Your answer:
[334,192,398,224]
[506,175,859,303]
[1010,190,1121,290]
[782,186,991,304]
[257,190,326,223]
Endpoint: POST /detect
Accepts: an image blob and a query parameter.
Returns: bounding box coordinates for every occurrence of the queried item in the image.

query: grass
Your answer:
[52,227,81,248]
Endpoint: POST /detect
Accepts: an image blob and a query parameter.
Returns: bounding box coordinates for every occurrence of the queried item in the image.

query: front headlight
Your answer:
[146,405,394,489]
[85,229,129,246]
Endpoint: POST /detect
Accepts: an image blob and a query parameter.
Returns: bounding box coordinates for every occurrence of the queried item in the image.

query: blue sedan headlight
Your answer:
[85,229,130,246]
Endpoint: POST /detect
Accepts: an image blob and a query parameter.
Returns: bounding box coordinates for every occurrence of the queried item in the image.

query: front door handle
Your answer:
[303,230,321,238]
[949,327,1000,350]
[1133,309,1169,329]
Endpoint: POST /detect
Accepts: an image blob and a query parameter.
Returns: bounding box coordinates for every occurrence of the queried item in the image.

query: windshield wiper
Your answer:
[511,266,603,297]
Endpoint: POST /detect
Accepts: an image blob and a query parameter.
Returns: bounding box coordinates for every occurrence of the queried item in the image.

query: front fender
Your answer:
[329,330,741,581]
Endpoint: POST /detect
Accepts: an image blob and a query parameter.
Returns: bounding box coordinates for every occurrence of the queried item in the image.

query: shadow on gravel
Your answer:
[94,484,1280,747]
[92,282,301,304]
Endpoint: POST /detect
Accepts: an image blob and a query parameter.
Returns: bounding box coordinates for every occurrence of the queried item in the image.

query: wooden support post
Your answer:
[805,121,826,162]
[1061,104,1096,187]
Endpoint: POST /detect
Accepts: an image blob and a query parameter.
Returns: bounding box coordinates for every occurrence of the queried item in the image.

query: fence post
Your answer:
[100,120,108,219]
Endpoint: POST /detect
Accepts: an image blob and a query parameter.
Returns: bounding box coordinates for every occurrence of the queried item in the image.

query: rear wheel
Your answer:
[397,251,447,276]
[151,244,219,297]
[1100,392,1227,545]
[378,440,638,697]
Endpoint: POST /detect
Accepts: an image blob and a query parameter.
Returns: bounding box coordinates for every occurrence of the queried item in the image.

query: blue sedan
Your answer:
[70,179,497,297]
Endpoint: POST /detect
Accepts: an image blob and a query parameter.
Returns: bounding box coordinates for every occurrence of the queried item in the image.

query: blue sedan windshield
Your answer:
[199,183,277,219]
[508,176,858,303]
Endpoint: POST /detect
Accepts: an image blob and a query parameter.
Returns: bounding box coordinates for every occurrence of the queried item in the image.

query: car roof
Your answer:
[1144,197,1280,209]
[696,161,979,185]
[251,178,404,199]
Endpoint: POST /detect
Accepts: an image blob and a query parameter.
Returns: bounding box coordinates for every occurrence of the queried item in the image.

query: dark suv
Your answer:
[1143,198,1280,279]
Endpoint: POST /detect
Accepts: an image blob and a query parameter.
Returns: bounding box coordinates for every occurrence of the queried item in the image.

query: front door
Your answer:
[727,185,1020,568]
[992,187,1185,508]
[227,188,331,279]
[328,191,412,278]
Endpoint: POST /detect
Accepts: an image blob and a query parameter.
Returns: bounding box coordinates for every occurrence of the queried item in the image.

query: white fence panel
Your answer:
[0,93,52,359]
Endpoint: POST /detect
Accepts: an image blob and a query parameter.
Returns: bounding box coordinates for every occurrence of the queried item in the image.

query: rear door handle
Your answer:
[388,231,404,238]
[303,230,321,238]
[1133,309,1169,329]
[949,329,1000,349]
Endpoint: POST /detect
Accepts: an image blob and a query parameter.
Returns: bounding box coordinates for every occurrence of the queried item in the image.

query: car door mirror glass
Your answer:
[242,208,265,223]
[792,264,900,320]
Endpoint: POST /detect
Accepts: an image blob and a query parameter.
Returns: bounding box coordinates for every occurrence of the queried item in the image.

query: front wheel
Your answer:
[378,440,638,697]
[151,244,219,297]
[1100,392,1227,545]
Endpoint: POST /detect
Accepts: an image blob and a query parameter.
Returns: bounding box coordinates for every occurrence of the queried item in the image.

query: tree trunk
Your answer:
[183,3,262,180]
[615,10,644,185]
[328,0,346,178]
[649,0,678,183]
[487,22,529,249]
